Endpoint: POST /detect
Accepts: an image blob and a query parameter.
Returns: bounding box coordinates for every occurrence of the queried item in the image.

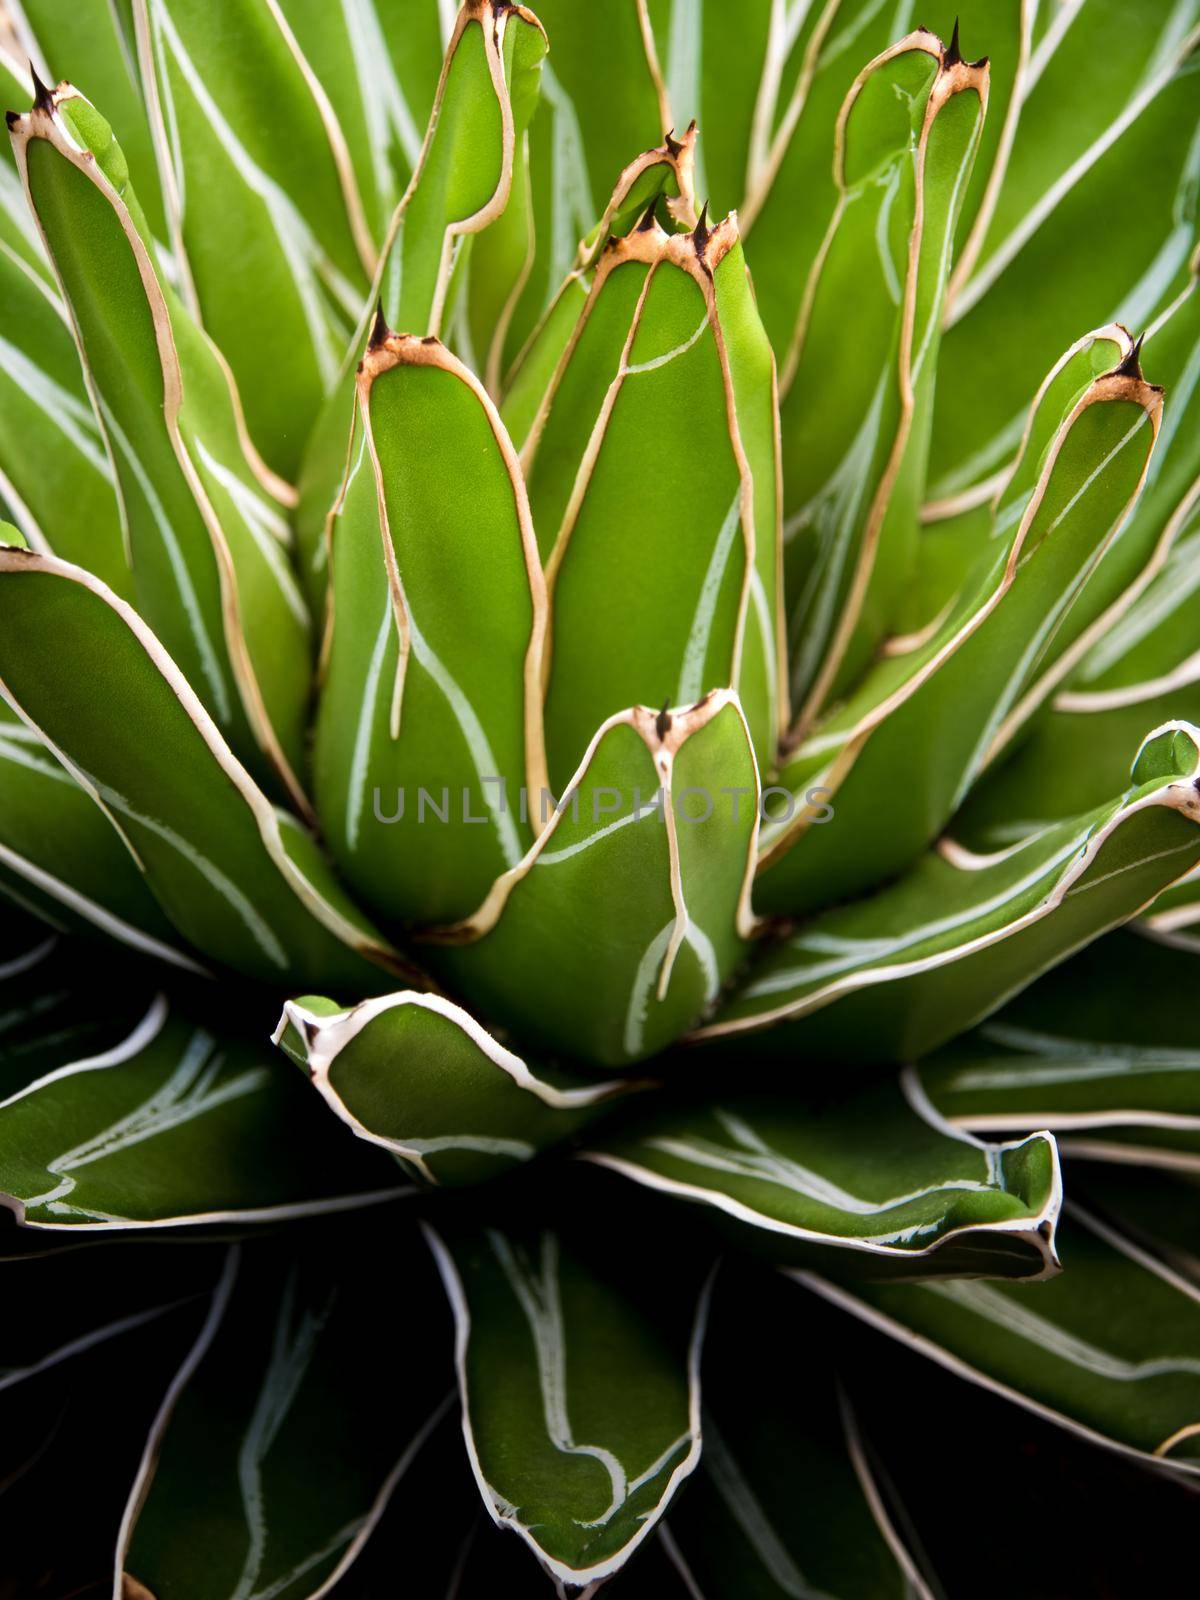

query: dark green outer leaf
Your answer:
[424,1207,713,1590]
[120,1228,454,1600]
[0,984,411,1229]
[585,1069,1061,1280]
[917,932,1200,1175]
[662,1266,940,1599]
[0,548,416,992]
[792,1203,1200,1478]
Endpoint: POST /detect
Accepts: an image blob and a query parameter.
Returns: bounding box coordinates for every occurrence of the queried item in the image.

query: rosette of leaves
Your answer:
[1,2,1199,1596]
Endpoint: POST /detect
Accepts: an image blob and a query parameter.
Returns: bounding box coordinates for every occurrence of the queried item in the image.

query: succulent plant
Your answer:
[2,1,1200,1594]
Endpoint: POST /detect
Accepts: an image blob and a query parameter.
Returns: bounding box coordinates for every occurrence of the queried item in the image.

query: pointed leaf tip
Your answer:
[368,301,391,351]
[655,700,672,741]
[28,63,54,114]
[1115,331,1147,380]
[694,200,711,254]
[944,16,962,66]
[635,194,661,232]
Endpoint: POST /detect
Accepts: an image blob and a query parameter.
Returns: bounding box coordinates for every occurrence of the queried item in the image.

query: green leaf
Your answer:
[917,931,1200,1175]
[314,331,546,926]
[13,0,169,240]
[269,0,444,238]
[275,990,637,1186]
[0,700,199,967]
[586,1068,1061,1280]
[639,0,771,216]
[944,2,1032,289]
[0,54,131,598]
[758,338,1162,914]
[525,209,784,784]
[979,261,1200,756]
[949,0,1200,321]
[0,920,156,1098]
[705,721,1200,1061]
[131,0,376,478]
[782,29,988,722]
[0,233,132,597]
[0,549,417,992]
[0,982,412,1228]
[295,0,548,602]
[662,1266,939,1598]
[423,1201,713,1590]
[904,322,1127,638]
[953,515,1200,853]
[792,1203,1200,1479]
[13,84,314,807]
[929,17,1200,501]
[738,0,925,357]
[517,0,665,218]
[499,126,698,448]
[428,691,760,1067]
[118,1228,453,1599]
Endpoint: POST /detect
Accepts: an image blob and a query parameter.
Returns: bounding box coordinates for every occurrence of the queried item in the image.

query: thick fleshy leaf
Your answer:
[782,29,988,723]
[0,698,200,968]
[427,691,759,1067]
[955,424,1200,853]
[0,983,411,1228]
[423,1201,713,1590]
[118,1227,453,1599]
[295,0,547,600]
[586,1067,1061,1280]
[0,56,130,597]
[638,0,769,214]
[12,83,314,807]
[793,1203,1200,1479]
[758,335,1162,914]
[275,991,637,1186]
[741,0,927,357]
[499,126,698,446]
[13,0,168,239]
[918,932,1200,1175]
[929,11,1200,502]
[0,548,416,992]
[704,722,1200,1061]
[517,0,664,219]
[661,1266,940,1599]
[524,208,784,784]
[975,258,1200,757]
[272,0,444,237]
[315,330,546,926]
[957,0,1200,305]
[478,117,697,408]
[0,919,156,1097]
[131,0,376,477]
[944,2,1031,288]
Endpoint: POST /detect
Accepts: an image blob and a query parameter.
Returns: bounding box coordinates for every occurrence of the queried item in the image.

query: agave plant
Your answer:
[2,0,1200,1594]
